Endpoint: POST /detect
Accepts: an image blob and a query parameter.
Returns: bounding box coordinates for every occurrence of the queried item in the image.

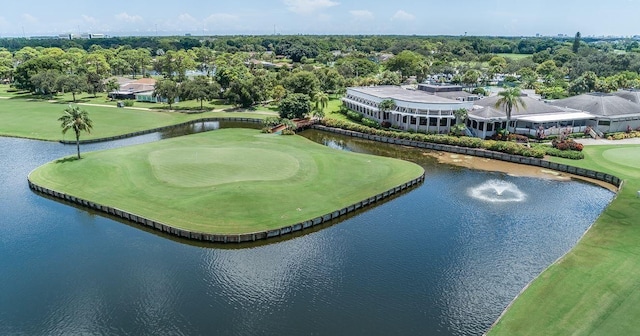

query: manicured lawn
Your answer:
[489,144,640,335]
[495,53,532,60]
[0,98,276,141]
[29,128,424,234]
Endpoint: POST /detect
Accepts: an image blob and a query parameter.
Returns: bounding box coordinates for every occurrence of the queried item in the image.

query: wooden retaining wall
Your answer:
[312,125,623,189]
[60,117,264,144]
[27,173,425,244]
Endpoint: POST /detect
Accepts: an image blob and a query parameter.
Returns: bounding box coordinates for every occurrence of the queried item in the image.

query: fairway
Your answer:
[29,129,424,234]
[489,144,640,335]
[0,98,274,141]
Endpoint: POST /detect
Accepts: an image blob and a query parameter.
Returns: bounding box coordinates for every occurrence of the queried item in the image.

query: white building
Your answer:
[342,86,473,134]
[343,85,640,138]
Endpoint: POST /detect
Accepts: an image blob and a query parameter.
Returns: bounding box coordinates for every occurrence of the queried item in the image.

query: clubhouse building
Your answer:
[342,85,640,138]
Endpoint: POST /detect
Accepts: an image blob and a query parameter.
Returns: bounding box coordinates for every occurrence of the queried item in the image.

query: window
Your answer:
[419,117,428,126]
[410,117,416,125]
[429,118,437,126]
[440,118,448,126]
[598,120,611,126]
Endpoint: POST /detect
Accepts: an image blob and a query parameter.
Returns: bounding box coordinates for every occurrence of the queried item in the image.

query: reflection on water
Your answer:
[0,125,614,335]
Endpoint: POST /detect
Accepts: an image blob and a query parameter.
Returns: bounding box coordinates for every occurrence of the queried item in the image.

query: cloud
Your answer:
[283,0,339,14]
[391,10,415,21]
[82,15,98,25]
[115,12,143,23]
[204,13,239,23]
[22,13,38,24]
[178,13,198,23]
[350,10,374,20]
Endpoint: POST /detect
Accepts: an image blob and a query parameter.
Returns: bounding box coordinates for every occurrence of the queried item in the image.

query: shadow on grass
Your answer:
[55,156,81,164]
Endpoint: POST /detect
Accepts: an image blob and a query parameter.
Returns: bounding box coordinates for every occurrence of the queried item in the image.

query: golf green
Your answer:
[29,128,424,234]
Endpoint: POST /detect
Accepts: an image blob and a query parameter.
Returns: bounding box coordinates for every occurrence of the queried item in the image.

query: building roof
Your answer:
[612,90,640,104]
[473,95,568,117]
[349,86,460,104]
[549,93,640,117]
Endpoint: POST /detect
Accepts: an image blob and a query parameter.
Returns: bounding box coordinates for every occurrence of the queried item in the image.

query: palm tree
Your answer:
[378,99,396,122]
[313,91,329,113]
[494,87,526,134]
[59,105,93,159]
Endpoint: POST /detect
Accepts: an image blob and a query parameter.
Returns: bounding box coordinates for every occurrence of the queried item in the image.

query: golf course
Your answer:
[489,144,640,335]
[28,128,424,234]
[0,98,274,141]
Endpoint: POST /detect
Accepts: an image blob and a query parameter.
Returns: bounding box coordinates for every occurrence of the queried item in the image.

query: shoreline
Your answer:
[429,151,618,192]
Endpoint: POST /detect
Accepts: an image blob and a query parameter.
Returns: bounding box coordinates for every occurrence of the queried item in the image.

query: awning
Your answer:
[517,112,595,123]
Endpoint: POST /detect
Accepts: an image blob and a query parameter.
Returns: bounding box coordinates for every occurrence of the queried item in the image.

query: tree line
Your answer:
[3,34,640,116]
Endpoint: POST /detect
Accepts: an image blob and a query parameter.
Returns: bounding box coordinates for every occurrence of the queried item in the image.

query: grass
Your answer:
[489,144,640,335]
[29,128,424,234]
[495,53,532,60]
[0,96,277,141]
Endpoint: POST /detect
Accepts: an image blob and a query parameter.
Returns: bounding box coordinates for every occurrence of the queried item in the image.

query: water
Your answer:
[0,125,614,335]
[468,180,527,203]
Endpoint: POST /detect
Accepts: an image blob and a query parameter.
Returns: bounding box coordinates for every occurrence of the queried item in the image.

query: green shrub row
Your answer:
[534,145,585,160]
[321,119,545,159]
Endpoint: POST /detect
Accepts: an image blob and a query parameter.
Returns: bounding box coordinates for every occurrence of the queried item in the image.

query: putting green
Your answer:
[602,147,640,170]
[149,148,300,187]
[30,128,424,234]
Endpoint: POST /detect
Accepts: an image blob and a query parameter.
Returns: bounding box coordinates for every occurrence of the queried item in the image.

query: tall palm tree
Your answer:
[59,105,93,159]
[494,87,526,134]
[313,91,329,113]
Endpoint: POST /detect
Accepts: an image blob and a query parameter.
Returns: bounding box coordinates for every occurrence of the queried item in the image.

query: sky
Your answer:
[1,0,639,37]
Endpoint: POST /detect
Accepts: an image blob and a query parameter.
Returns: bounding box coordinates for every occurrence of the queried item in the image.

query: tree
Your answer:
[105,78,120,99]
[384,50,426,79]
[271,85,286,102]
[120,48,151,78]
[378,99,396,115]
[30,69,62,95]
[312,91,329,113]
[56,74,88,102]
[180,76,220,109]
[279,93,311,119]
[153,79,179,109]
[494,87,526,134]
[283,71,320,96]
[462,69,481,87]
[573,32,581,53]
[58,105,93,159]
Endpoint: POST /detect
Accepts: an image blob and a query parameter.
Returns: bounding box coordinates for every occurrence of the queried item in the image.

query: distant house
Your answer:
[108,78,178,104]
[108,78,156,100]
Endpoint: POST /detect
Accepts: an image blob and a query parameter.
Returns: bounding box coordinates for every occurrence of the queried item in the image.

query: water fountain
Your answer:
[468,179,527,203]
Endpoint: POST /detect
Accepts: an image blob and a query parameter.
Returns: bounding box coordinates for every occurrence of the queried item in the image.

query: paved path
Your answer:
[77,102,153,111]
[575,137,640,146]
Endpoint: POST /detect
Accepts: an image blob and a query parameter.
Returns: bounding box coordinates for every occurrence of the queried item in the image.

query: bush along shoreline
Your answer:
[320,119,570,159]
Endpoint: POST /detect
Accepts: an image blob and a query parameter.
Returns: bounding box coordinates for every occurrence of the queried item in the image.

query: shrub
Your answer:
[346,110,363,122]
[361,117,380,128]
[537,145,585,159]
[123,100,135,107]
[264,117,281,127]
[281,129,296,135]
[380,121,392,128]
[260,127,273,134]
[552,138,583,151]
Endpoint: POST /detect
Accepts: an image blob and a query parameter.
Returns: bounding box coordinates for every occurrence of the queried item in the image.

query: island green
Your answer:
[29,128,424,234]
